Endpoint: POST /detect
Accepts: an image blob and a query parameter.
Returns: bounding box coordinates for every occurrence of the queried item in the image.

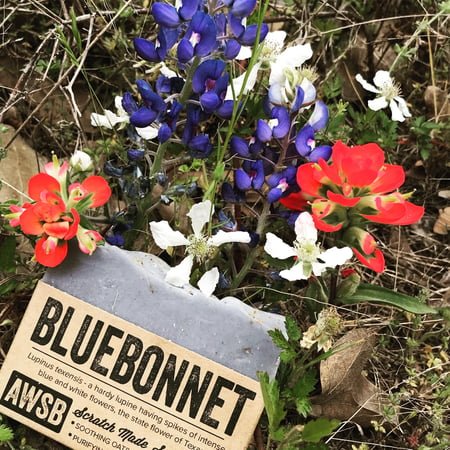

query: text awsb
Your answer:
[0,371,72,432]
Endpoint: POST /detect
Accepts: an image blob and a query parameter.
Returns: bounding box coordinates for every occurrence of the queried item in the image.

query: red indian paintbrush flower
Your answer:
[5,155,111,267]
[284,141,424,272]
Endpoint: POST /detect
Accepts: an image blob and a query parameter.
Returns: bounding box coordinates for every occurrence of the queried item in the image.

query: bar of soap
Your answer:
[43,245,285,380]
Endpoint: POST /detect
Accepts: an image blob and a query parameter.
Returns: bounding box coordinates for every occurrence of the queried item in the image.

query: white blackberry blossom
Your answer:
[150,200,251,297]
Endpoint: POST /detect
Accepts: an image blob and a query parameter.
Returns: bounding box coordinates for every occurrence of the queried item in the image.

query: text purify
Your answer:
[30,297,257,436]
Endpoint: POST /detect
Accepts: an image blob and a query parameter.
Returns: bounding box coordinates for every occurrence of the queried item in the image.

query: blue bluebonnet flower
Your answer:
[178,12,217,62]
[192,60,229,113]
[230,135,262,157]
[127,149,145,161]
[155,66,184,94]
[294,101,331,162]
[266,166,297,203]
[295,126,331,162]
[188,134,213,158]
[217,209,237,231]
[133,28,179,62]
[91,96,160,140]
[221,182,245,203]
[182,104,203,144]
[235,159,264,191]
[227,0,257,17]
[129,80,166,128]
[229,16,269,47]
[122,92,138,115]
[215,100,235,119]
[256,106,290,142]
[152,0,201,28]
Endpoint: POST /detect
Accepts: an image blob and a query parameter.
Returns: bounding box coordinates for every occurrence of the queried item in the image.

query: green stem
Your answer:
[390,9,445,72]
[230,200,271,290]
[150,57,201,177]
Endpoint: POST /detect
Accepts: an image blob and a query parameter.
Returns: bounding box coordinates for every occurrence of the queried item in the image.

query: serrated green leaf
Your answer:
[291,370,316,417]
[268,329,297,363]
[295,397,312,417]
[292,370,317,398]
[302,418,340,443]
[258,372,286,436]
[0,424,13,442]
[268,329,289,349]
[285,316,301,342]
[340,284,437,315]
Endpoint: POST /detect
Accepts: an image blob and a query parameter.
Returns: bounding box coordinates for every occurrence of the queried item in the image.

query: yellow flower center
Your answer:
[186,235,215,263]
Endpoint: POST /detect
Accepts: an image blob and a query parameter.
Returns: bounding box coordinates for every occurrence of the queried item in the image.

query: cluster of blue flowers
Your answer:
[101,0,334,227]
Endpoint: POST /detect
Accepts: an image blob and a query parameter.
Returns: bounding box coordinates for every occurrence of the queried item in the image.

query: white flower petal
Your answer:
[280,263,308,281]
[276,43,313,70]
[187,200,213,236]
[318,246,353,268]
[160,63,177,79]
[150,221,189,249]
[235,45,252,60]
[301,78,317,104]
[368,96,389,111]
[265,30,287,49]
[311,261,328,277]
[264,233,297,259]
[389,99,405,122]
[268,83,284,105]
[373,70,393,89]
[209,230,251,247]
[198,267,220,297]
[355,74,380,94]
[136,125,159,140]
[394,96,411,118]
[114,96,128,117]
[295,212,317,243]
[70,150,93,172]
[226,63,260,100]
[165,255,194,287]
[269,63,285,87]
[91,110,128,129]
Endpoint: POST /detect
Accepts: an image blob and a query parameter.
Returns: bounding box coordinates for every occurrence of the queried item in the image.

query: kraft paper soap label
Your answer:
[0,281,264,450]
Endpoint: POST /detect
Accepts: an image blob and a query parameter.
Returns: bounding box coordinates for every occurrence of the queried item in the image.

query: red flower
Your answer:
[284,141,424,272]
[5,155,111,267]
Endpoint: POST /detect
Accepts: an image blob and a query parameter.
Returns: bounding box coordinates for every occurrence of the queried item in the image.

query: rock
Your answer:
[43,244,285,380]
[0,124,47,202]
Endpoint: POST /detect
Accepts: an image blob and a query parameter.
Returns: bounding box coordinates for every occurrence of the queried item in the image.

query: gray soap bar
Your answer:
[43,245,285,380]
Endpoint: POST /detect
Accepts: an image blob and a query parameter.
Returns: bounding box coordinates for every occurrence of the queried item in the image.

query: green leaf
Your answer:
[285,316,301,342]
[268,329,296,363]
[0,424,13,442]
[0,235,16,272]
[302,444,329,450]
[295,398,312,417]
[258,372,286,437]
[339,284,437,315]
[70,7,82,53]
[336,273,360,298]
[292,370,316,417]
[302,418,340,443]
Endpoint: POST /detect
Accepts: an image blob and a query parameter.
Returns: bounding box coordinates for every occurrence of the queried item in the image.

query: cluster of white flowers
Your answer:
[150,207,352,296]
